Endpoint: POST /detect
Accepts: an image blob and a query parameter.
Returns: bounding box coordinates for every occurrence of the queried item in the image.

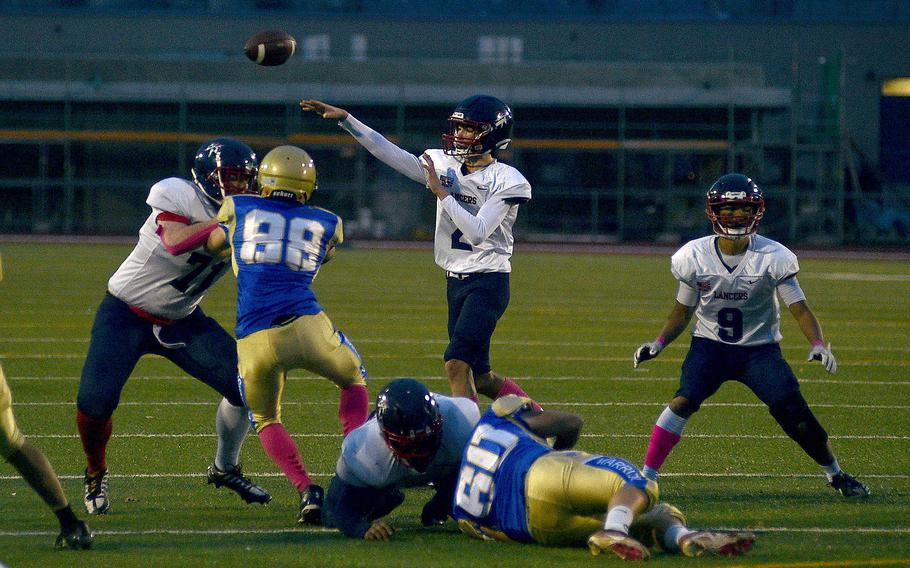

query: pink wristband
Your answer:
[655,335,666,347]
[810,339,825,348]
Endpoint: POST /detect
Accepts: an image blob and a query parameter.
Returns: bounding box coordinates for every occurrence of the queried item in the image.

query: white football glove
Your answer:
[808,342,837,374]
[633,341,664,368]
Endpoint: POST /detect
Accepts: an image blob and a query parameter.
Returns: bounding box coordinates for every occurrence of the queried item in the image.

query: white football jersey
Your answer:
[340,115,531,273]
[671,234,800,346]
[335,395,480,489]
[107,177,228,320]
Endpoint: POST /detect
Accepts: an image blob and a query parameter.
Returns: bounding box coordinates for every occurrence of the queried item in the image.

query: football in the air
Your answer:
[244,30,297,66]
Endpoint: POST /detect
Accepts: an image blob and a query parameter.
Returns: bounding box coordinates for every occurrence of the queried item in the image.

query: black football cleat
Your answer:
[829,472,871,498]
[207,463,272,504]
[420,491,450,526]
[55,520,94,550]
[298,484,324,525]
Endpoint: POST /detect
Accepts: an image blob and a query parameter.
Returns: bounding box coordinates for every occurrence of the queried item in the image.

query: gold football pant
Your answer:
[238,312,366,433]
[525,451,660,546]
[0,365,25,459]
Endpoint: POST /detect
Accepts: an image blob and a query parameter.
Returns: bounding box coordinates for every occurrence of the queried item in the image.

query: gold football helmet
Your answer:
[257,145,318,203]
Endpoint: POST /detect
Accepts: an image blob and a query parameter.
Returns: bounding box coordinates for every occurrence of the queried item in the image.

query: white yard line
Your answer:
[2,352,907,366]
[8,375,910,386]
[13,400,910,410]
[1,336,908,353]
[2,526,907,538]
[15,432,910,441]
[1,471,905,481]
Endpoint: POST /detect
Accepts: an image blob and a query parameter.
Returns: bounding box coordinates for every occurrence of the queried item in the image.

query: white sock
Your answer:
[663,525,696,552]
[215,397,250,470]
[822,458,842,481]
[655,406,688,435]
[603,506,634,534]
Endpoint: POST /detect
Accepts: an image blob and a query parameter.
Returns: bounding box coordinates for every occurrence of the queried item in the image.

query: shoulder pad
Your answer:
[492,395,533,418]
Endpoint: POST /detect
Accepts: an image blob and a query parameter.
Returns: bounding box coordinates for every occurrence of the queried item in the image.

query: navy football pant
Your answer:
[444,272,510,377]
[77,293,242,419]
[676,336,801,411]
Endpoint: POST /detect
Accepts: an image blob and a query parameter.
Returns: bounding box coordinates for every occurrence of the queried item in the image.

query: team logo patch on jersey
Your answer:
[713,291,749,301]
[452,193,477,205]
[440,175,454,188]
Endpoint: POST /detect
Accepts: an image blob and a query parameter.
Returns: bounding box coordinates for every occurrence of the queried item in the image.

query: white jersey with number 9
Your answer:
[671,234,800,346]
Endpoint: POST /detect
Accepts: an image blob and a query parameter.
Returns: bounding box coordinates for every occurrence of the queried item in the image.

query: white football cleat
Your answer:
[588,530,650,561]
[679,530,755,557]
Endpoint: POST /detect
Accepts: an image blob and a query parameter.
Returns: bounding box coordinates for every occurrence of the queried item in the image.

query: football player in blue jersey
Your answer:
[205,145,369,525]
[452,395,755,560]
[633,173,869,498]
[301,98,539,409]
[76,138,270,515]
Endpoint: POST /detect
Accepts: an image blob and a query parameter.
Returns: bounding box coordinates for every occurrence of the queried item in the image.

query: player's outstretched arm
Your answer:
[788,300,837,373]
[302,99,425,183]
[522,409,583,450]
[156,218,221,256]
[300,100,349,121]
[633,301,694,368]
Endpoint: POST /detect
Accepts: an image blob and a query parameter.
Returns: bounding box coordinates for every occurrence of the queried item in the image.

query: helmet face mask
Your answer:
[257,145,318,204]
[382,426,443,473]
[376,379,443,473]
[192,138,258,203]
[706,174,765,239]
[442,95,513,158]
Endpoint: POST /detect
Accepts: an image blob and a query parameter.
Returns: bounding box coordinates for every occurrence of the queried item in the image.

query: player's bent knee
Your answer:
[0,408,25,460]
[445,359,471,376]
[769,391,828,444]
[669,396,697,417]
[76,390,118,419]
[253,416,281,434]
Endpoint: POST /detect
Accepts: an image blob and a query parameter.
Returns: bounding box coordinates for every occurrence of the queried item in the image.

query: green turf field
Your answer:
[0,242,908,567]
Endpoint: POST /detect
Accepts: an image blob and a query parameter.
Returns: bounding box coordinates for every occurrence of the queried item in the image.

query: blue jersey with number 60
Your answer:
[452,404,550,542]
[218,195,343,339]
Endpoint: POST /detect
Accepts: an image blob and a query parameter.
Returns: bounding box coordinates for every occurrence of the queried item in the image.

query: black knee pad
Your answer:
[768,391,830,464]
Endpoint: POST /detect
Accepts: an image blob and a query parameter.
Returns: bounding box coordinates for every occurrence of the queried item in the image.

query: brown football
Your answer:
[243,30,297,66]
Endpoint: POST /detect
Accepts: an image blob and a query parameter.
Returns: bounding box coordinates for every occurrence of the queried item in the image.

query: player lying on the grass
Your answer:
[1,365,93,550]
[322,378,479,540]
[633,173,869,498]
[76,138,270,515]
[452,395,755,560]
[204,145,369,525]
[301,97,538,409]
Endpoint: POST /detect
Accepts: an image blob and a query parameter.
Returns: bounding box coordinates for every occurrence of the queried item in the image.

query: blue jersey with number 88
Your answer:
[218,195,342,339]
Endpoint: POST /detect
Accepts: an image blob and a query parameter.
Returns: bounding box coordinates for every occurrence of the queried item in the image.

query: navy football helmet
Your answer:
[191,138,258,203]
[706,173,765,239]
[376,378,443,473]
[442,95,514,158]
